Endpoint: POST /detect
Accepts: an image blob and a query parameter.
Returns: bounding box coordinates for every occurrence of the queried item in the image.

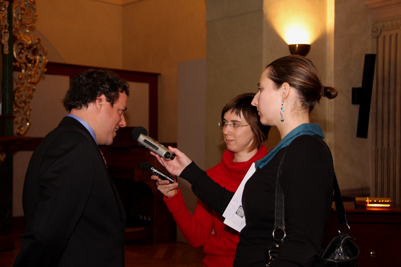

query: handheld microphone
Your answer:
[140,162,175,183]
[132,126,176,160]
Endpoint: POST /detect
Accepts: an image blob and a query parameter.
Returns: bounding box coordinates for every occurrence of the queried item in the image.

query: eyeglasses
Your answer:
[218,121,249,130]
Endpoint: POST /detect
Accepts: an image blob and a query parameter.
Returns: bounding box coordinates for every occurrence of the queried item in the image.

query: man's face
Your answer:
[96,92,128,145]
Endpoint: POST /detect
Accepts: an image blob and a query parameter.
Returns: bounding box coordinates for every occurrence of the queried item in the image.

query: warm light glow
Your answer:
[366,197,391,207]
[367,203,391,208]
[355,197,392,208]
[264,0,325,47]
[285,25,310,45]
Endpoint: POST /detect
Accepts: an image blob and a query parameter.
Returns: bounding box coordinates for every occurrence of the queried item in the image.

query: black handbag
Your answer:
[266,152,360,267]
[312,178,360,267]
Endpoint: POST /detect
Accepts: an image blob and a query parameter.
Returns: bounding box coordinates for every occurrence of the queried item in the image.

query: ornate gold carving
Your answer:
[0,0,9,54]
[13,0,47,135]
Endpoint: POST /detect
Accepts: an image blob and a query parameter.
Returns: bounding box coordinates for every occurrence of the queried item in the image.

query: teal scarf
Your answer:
[255,123,325,169]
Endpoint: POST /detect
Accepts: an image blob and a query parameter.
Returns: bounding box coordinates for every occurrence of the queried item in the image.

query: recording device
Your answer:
[140,162,175,184]
[132,126,176,160]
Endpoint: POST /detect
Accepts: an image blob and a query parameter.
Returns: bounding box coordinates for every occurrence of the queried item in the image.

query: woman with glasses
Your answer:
[152,55,338,267]
[152,93,270,267]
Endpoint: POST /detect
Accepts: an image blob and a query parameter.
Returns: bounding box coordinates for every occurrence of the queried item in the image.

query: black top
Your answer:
[180,135,334,266]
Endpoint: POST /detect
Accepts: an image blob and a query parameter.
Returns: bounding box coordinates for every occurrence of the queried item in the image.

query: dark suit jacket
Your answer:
[14,117,126,267]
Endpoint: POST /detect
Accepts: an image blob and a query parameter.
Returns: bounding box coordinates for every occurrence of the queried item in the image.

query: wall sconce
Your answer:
[288,44,311,57]
[285,25,311,57]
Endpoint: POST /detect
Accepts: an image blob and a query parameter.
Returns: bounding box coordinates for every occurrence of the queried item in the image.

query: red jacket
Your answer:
[164,146,268,267]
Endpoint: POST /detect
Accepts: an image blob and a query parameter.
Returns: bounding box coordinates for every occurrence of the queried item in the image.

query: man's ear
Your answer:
[95,94,106,110]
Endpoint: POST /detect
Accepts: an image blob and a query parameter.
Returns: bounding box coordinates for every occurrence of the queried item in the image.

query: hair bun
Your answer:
[323,86,338,99]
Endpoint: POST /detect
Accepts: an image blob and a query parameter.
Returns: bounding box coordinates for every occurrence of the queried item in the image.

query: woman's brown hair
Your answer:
[221,93,270,151]
[266,55,338,112]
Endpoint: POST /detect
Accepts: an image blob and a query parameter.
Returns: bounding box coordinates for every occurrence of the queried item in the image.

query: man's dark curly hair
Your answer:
[63,69,129,112]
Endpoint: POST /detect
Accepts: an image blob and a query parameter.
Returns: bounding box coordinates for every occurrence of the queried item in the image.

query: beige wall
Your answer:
[35,0,123,68]
[176,58,206,242]
[333,0,372,193]
[206,0,265,168]
[121,0,207,142]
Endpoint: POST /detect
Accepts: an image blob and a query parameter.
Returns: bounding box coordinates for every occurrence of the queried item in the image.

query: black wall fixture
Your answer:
[352,54,376,138]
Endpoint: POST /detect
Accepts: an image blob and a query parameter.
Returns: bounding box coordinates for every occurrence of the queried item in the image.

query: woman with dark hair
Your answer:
[152,93,270,267]
[153,55,338,266]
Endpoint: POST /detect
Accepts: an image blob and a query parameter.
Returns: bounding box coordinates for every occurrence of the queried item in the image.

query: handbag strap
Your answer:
[274,154,349,245]
[332,175,349,233]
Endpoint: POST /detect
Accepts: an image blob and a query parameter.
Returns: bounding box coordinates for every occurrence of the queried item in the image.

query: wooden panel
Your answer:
[324,202,401,267]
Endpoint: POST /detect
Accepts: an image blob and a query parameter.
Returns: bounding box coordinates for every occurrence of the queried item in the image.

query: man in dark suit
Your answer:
[14,69,129,267]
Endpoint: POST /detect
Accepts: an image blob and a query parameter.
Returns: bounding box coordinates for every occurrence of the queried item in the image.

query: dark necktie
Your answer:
[99,149,108,168]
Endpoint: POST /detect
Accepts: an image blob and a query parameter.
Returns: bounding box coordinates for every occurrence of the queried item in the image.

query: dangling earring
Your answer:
[280,100,284,122]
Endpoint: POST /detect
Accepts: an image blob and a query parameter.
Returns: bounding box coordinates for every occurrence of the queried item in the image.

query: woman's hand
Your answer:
[151,175,179,198]
[151,146,192,177]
